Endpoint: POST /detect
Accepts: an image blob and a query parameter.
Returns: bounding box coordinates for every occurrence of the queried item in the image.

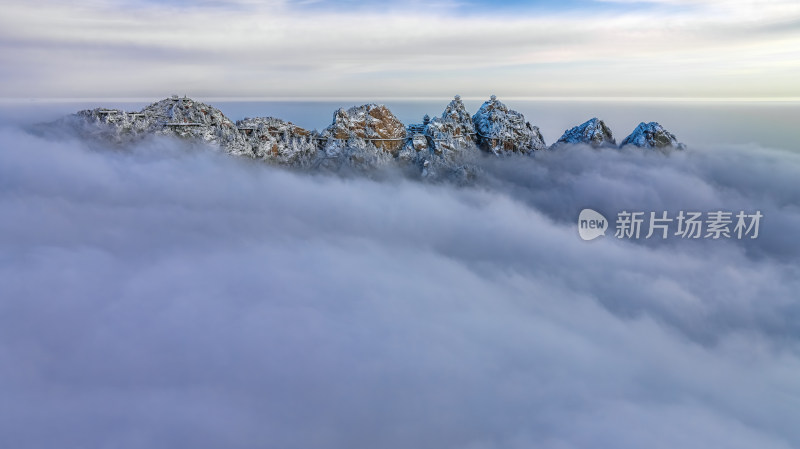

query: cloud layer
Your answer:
[1,121,799,448]
[1,0,799,98]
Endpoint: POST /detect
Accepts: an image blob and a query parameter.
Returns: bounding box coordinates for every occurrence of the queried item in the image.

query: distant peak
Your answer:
[620,122,685,150]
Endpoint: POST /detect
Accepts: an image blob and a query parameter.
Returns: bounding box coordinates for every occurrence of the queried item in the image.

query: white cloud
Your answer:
[0,0,798,97]
[0,118,799,448]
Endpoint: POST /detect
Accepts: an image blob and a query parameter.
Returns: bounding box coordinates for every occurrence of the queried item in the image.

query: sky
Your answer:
[1,119,799,448]
[1,0,799,99]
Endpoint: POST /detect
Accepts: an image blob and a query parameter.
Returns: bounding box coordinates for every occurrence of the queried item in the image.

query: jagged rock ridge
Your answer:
[44,95,686,180]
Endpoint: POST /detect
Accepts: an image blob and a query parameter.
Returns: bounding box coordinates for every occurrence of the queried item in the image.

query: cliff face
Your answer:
[472,95,547,155]
[620,122,686,150]
[554,118,616,148]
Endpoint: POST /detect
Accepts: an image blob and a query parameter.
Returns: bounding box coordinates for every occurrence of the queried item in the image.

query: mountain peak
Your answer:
[554,117,616,148]
[620,122,685,150]
[472,95,546,155]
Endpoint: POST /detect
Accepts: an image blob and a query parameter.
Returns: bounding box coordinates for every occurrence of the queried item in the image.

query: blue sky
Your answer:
[1,0,798,99]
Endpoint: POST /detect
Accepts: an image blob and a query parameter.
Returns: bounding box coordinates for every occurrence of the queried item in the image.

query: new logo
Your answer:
[578,209,608,241]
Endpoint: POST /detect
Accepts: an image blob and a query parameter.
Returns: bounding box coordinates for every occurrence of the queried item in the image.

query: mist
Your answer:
[1,117,799,449]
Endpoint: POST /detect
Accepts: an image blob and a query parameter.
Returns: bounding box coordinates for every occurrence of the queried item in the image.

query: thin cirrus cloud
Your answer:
[0,0,798,98]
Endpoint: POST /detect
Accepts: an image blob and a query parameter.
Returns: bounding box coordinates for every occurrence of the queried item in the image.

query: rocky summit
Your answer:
[42,95,686,179]
[424,95,479,159]
[138,96,250,154]
[315,104,407,171]
[322,104,406,155]
[472,95,547,155]
[620,122,686,150]
[553,117,616,148]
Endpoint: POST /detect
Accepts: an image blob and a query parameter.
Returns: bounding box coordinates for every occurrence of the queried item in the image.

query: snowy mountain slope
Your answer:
[553,117,616,148]
[472,95,547,155]
[620,122,686,150]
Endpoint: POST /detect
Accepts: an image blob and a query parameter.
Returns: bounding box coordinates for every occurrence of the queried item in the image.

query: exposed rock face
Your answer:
[620,122,686,150]
[321,104,406,156]
[554,117,616,148]
[472,95,546,155]
[236,117,317,167]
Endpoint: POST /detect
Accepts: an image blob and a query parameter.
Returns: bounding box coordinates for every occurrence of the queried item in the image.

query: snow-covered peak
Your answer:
[554,117,616,148]
[471,96,546,155]
[138,96,250,154]
[440,95,474,132]
[322,104,406,155]
[426,95,477,145]
[620,122,685,150]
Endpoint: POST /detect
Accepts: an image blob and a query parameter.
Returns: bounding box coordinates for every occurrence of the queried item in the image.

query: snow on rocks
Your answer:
[322,104,406,156]
[47,95,688,178]
[425,94,479,159]
[553,117,616,148]
[140,96,250,154]
[236,117,317,167]
[472,95,547,155]
[620,122,686,150]
[53,108,151,146]
[315,104,407,171]
[52,96,250,153]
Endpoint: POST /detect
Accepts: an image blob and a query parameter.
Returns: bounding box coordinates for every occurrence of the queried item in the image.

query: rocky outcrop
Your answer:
[620,122,685,150]
[553,117,616,148]
[472,95,546,155]
[425,95,478,159]
[395,95,481,182]
[314,104,407,171]
[236,117,317,167]
[321,104,406,156]
[139,96,250,154]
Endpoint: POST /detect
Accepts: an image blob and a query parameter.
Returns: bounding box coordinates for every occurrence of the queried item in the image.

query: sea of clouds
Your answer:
[1,123,799,449]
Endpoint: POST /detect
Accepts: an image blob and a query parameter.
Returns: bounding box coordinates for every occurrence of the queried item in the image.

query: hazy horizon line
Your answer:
[3,96,800,104]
